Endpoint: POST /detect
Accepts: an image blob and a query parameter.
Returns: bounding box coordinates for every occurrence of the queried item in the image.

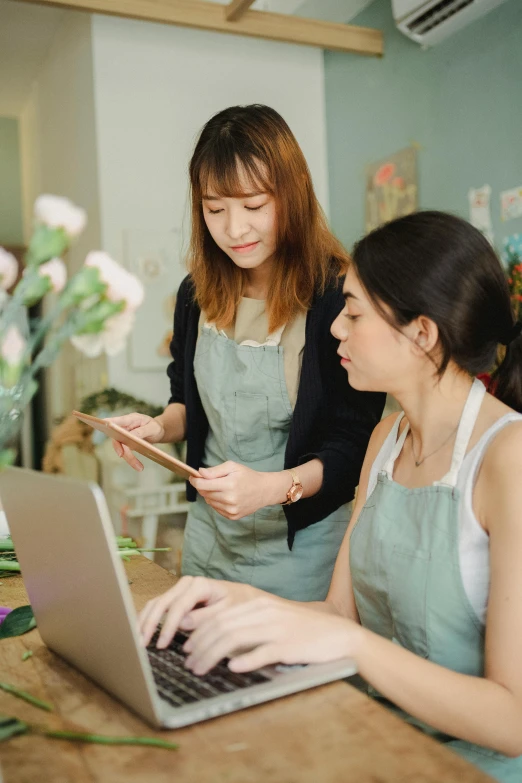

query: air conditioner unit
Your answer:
[392,0,510,46]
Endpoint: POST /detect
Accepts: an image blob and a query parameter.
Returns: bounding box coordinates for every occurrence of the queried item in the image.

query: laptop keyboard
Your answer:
[147,630,269,708]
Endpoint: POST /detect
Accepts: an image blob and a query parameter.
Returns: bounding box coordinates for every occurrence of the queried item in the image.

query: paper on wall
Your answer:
[500,186,522,222]
[468,185,494,244]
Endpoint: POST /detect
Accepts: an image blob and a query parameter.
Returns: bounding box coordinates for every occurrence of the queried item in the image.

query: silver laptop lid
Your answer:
[0,468,162,726]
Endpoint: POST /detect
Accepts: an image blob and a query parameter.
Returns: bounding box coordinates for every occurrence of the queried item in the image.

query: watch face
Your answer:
[288,484,303,502]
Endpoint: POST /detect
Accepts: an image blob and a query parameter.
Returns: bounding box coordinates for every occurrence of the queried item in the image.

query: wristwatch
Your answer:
[282,470,303,505]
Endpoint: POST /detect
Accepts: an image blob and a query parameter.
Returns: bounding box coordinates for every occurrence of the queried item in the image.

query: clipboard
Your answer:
[72,410,200,480]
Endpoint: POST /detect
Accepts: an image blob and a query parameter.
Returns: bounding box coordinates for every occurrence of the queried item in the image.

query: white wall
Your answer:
[91,15,329,406]
[19,11,106,426]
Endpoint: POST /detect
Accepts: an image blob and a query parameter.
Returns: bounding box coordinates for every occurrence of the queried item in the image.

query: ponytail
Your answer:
[493,324,522,412]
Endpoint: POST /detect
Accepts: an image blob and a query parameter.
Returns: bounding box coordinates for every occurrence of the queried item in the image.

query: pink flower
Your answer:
[38,258,67,293]
[0,248,18,291]
[34,195,87,238]
[85,252,144,311]
[1,326,26,366]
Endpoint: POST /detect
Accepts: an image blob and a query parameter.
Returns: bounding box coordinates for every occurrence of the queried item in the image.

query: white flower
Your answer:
[85,251,144,311]
[70,310,136,358]
[34,195,87,238]
[38,257,67,293]
[0,248,18,290]
[1,325,26,366]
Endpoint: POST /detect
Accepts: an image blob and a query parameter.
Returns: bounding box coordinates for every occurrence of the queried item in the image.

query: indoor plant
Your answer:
[0,195,144,466]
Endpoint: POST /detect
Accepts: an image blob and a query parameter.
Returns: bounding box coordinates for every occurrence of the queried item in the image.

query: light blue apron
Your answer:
[181,320,349,601]
[350,379,522,782]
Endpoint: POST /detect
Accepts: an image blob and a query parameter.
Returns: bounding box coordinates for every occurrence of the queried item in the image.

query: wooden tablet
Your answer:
[72,410,200,480]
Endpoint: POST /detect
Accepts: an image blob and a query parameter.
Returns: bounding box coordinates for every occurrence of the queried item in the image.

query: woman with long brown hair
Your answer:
[110,105,384,601]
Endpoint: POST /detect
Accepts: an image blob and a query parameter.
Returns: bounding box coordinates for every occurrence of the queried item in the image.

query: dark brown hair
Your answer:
[187,104,349,332]
[351,210,522,412]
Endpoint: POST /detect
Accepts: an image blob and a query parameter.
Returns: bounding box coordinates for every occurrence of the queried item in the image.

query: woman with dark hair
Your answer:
[140,211,522,781]
[110,104,384,601]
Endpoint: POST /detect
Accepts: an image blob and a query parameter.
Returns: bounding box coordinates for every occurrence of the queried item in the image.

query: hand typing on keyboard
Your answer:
[139,575,260,649]
[138,575,358,677]
[146,629,269,708]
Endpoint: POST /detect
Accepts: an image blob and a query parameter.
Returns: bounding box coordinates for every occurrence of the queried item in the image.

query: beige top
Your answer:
[199,298,306,408]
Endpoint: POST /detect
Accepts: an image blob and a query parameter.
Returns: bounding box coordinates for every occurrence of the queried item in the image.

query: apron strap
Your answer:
[383,412,407,479]
[436,378,486,488]
[382,378,486,486]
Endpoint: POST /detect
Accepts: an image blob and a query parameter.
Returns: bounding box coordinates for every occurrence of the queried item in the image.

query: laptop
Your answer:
[0,468,357,729]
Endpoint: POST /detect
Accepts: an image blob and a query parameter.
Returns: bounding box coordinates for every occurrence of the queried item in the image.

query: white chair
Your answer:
[122,483,189,560]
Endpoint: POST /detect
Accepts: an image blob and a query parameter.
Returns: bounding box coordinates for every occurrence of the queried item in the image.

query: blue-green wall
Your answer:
[0,117,24,246]
[325,0,522,254]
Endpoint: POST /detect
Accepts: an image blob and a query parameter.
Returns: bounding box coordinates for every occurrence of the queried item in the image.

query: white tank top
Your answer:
[366,406,522,625]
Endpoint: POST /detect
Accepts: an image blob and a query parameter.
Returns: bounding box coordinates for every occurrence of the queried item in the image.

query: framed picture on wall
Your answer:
[365,146,418,233]
[124,228,185,372]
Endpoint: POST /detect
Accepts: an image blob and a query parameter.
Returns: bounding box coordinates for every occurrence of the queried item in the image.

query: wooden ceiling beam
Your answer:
[15,0,383,56]
[225,0,256,23]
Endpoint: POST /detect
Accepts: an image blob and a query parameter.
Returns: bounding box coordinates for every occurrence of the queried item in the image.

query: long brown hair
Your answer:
[188,104,349,332]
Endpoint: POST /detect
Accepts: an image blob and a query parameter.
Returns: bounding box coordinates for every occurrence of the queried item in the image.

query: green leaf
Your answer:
[26,226,68,266]
[0,682,53,712]
[0,605,36,639]
[0,713,28,742]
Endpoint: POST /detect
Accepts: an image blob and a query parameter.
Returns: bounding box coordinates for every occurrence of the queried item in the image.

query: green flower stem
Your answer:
[116,537,135,546]
[22,293,75,363]
[0,682,53,712]
[39,728,178,749]
[27,308,92,379]
[0,272,35,333]
[117,548,171,557]
[24,269,113,365]
[137,548,171,553]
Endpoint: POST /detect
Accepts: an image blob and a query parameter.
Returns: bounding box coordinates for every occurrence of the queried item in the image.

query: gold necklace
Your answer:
[411,424,459,468]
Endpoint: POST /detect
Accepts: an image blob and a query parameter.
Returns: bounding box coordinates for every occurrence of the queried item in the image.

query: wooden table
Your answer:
[0,557,493,783]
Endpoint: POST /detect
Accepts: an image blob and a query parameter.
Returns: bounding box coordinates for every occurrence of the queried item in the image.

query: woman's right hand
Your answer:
[138,575,259,649]
[108,412,165,471]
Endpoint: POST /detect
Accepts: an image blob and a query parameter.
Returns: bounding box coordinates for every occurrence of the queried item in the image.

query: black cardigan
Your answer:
[167,275,385,548]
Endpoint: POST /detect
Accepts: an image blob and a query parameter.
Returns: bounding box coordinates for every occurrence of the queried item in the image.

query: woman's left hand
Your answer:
[182,596,363,675]
[189,462,282,519]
